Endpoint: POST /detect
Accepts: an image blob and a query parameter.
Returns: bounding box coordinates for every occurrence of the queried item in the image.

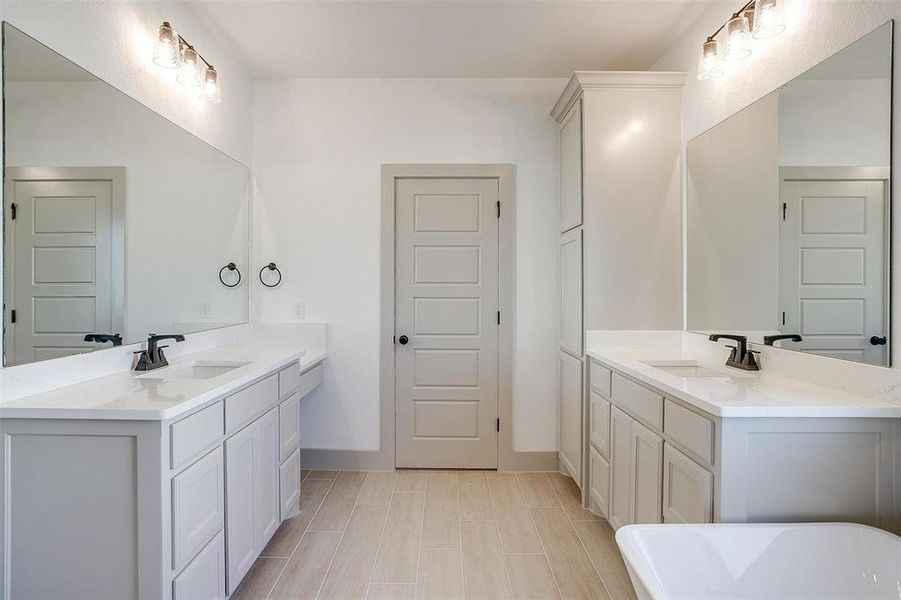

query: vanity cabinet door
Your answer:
[558,351,583,484]
[589,446,610,518]
[662,444,713,524]
[631,420,663,525]
[255,408,281,551]
[225,424,256,594]
[559,229,583,357]
[609,406,633,529]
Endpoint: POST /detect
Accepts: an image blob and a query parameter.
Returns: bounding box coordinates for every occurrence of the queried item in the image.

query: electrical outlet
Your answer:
[200,301,212,319]
[293,300,305,320]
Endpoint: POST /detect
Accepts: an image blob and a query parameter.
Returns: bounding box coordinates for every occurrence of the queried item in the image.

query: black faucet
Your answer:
[84,333,122,346]
[134,333,186,371]
[708,333,760,371]
[763,334,802,346]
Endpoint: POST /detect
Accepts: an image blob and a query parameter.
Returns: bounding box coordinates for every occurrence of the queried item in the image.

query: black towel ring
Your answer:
[259,262,282,288]
[219,262,241,288]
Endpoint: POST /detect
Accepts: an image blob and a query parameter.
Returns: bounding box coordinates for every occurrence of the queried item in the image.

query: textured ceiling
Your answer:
[186,0,715,78]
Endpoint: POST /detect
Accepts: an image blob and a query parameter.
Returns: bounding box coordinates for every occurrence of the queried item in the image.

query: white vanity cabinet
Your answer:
[586,355,901,534]
[0,357,326,600]
[552,72,684,495]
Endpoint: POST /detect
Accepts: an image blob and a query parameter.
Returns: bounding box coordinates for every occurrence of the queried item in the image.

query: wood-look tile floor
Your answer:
[231,470,636,600]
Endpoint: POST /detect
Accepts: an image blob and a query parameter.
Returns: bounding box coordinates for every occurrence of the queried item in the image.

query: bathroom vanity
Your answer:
[0,348,325,599]
[583,345,901,534]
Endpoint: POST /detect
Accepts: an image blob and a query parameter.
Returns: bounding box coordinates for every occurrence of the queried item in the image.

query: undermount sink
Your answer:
[137,360,249,380]
[641,360,729,378]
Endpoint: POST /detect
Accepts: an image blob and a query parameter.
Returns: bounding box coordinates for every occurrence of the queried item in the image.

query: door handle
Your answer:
[870,336,887,346]
[398,335,409,345]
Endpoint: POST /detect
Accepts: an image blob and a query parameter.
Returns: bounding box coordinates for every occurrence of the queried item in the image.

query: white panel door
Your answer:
[560,99,583,232]
[395,178,499,468]
[9,178,120,364]
[559,228,583,357]
[558,350,583,483]
[780,175,887,365]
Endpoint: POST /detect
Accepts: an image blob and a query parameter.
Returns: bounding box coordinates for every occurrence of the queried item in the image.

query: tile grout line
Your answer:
[485,472,517,600]
[413,472,429,600]
[454,473,466,600]
[362,471,395,596]
[263,472,339,600]
[313,472,367,600]
[515,473,566,600]
[545,473,615,600]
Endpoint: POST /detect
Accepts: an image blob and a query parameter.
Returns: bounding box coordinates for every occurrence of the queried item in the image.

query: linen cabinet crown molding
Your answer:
[550,71,687,123]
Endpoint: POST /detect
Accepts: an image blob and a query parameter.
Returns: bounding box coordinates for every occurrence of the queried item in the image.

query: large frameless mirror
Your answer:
[686,21,893,366]
[2,23,250,366]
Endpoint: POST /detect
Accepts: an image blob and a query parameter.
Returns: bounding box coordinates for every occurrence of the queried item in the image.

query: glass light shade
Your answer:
[201,66,221,104]
[177,46,202,87]
[153,22,180,68]
[753,0,785,39]
[723,14,752,61]
[697,39,724,80]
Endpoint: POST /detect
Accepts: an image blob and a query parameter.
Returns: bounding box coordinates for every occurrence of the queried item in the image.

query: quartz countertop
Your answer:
[587,346,901,418]
[0,345,326,421]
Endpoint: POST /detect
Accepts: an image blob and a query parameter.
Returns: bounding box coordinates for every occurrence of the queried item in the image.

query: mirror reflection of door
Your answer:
[779,169,888,366]
[4,167,125,365]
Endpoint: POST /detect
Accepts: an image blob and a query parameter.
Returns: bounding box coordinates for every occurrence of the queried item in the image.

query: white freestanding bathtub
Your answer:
[615,523,901,599]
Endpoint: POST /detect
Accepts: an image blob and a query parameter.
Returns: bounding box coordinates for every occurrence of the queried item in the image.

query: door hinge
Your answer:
[496,418,500,432]
[10,203,16,221]
[10,309,15,324]
[782,202,787,221]
[496,201,500,218]
[497,310,501,325]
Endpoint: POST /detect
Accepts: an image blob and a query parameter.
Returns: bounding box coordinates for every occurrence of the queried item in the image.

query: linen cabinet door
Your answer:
[559,229,583,357]
[560,98,583,232]
[558,351,583,484]
[662,444,713,524]
[225,425,256,594]
[254,407,281,552]
[608,406,633,529]
[631,420,663,525]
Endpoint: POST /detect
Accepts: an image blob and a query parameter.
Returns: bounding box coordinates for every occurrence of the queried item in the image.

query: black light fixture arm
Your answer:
[706,0,757,41]
[176,32,214,69]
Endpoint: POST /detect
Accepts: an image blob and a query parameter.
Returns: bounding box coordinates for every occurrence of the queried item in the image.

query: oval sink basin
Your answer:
[138,360,250,380]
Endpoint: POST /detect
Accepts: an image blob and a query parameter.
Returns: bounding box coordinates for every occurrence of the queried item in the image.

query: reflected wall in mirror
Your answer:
[687,22,892,367]
[2,23,250,366]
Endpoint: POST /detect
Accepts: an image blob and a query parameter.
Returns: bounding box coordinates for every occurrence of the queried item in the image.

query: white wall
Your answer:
[253,78,564,452]
[653,0,901,367]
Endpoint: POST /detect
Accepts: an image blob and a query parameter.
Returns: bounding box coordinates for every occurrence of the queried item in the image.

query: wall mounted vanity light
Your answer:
[698,0,786,80]
[153,21,221,103]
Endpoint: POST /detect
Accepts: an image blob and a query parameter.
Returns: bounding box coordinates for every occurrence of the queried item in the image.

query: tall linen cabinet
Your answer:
[551,72,685,501]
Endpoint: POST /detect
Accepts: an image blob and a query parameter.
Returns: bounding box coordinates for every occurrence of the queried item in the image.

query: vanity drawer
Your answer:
[225,374,279,434]
[172,531,226,600]
[664,399,714,465]
[278,362,300,398]
[170,401,224,470]
[280,448,301,519]
[611,373,663,431]
[279,392,301,462]
[172,448,224,571]
[590,391,611,458]
[589,360,612,398]
[297,363,325,399]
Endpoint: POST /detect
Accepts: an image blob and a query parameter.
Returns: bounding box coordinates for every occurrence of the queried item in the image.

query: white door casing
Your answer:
[779,167,889,366]
[394,177,499,468]
[4,167,125,365]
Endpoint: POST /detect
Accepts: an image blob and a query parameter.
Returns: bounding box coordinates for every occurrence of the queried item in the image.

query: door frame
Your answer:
[778,166,891,366]
[3,166,127,365]
[379,164,552,471]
